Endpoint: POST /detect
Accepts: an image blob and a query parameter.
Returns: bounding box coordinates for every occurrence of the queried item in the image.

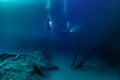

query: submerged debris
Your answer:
[0,53,17,61]
[0,51,58,80]
[71,44,79,68]
[72,44,102,70]
[33,64,46,77]
[40,64,59,71]
[73,50,96,70]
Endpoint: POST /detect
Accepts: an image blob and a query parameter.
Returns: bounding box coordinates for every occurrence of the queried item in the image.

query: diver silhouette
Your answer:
[46,14,53,32]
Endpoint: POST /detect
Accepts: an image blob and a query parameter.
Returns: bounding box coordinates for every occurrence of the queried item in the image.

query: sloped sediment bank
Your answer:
[0,51,58,80]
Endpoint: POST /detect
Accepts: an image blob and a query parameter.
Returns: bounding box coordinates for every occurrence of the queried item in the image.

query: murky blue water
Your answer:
[0,0,120,80]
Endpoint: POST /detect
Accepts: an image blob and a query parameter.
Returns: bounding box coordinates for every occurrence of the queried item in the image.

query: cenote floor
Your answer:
[50,52,120,80]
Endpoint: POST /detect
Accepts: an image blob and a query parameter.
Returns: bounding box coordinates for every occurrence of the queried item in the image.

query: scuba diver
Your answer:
[46,15,53,32]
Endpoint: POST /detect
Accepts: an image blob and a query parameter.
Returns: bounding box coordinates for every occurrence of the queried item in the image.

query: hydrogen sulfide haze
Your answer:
[0,0,120,80]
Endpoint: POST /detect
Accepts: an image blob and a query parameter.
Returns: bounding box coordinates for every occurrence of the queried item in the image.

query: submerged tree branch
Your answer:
[71,44,79,68]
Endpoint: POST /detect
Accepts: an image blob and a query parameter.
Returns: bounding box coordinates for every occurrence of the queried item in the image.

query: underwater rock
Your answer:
[0,51,58,80]
[0,53,17,61]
